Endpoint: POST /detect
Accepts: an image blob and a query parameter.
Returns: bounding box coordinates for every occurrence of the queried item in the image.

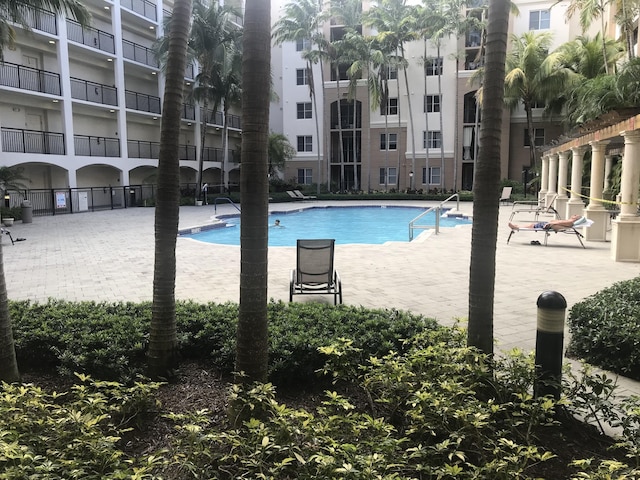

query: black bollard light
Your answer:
[534,291,567,399]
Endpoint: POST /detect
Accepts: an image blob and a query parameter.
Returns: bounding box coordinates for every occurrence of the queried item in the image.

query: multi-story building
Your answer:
[0,0,242,211]
[271,0,617,193]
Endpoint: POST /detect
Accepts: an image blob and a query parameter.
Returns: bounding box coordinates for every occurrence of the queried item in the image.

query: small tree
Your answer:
[268,132,296,178]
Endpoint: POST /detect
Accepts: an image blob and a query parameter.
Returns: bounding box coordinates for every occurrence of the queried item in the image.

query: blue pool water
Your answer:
[183,206,471,246]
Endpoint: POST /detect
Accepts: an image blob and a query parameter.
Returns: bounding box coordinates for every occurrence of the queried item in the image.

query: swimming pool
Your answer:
[182,206,472,246]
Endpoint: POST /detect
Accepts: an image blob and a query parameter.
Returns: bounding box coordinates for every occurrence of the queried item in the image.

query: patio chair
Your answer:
[290,239,343,305]
[286,190,303,200]
[507,216,593,248]
[500,186,513,204]
[293,189,317,200]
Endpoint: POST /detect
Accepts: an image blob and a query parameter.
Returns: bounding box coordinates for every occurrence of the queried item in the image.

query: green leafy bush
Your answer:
[567,277,640,379]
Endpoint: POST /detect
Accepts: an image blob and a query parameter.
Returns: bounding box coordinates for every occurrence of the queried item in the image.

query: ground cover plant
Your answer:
[568,276,640,380]
[3,299,640,478]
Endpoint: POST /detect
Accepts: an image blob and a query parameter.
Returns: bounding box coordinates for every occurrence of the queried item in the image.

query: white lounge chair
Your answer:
[500,186,512,204]
[293,190,317,200]
[507,216,594,248]
[286,190,303,200]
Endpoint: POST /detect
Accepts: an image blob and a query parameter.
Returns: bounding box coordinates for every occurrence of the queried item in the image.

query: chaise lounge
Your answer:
[507,216,594,248]
[290,239,343,305]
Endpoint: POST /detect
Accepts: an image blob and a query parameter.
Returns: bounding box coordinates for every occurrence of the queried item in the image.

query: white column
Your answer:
[111,1,128,161]
[604,154,614,193]
[567,146,586,218]
[556,150,570,217]
[585,140,609,241]
[546,153,558,207]
[611,130,640,261]
[56,13,77,188]
[539,155,549,206]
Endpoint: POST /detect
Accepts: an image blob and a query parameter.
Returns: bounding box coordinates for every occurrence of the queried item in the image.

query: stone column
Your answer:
[539,155,549,207]
[567,146,586,218]
[585,140,609,241]
[546,153,559,208]
[556,151,570,217]
[611,130,640,262]
[604,154,614,193]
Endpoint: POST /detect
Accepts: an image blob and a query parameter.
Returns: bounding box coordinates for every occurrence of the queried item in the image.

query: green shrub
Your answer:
[567,277,640,379]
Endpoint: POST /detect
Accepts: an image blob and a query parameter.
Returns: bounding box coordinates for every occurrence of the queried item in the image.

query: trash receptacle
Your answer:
[21,200,32,224]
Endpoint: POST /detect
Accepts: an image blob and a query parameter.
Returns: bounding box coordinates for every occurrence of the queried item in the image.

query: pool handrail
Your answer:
[214,197,241,213]
[408,193,460,240]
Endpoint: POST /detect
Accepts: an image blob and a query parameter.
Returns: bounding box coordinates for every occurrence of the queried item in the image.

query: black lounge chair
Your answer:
[290,239,343,305]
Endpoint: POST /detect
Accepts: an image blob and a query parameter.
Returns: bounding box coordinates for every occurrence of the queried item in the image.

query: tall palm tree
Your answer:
[562,0,613,73]
[147,0,192,378]
[273,0,326,196]
[613,0,640,60]
[235,0,271,384]
[0,0,89,59]
[504,31,571,171]
[467,0,510,356]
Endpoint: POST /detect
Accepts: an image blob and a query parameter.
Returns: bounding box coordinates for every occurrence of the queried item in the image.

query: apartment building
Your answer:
[0,0,241,210]
[270,0,604,193]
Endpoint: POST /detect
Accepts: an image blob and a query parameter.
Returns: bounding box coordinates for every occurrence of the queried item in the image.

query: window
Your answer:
[529,10,550,30]
[387,65,397,80]
[524,128,545,147]
[425,57,443,76]
[381,98,398,115]
[295,38,311,51]
[296,102,312,119]
[297,135,313,152]
[380,133,397,150]
[422,166,441,185]
[423,130,442,149]
[424,94,441,113]
[379,167,397,185]
[297,168,313,184]
[296,68,309,86]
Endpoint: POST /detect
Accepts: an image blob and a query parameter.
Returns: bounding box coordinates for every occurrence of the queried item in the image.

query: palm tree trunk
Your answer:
[436,43,445,191]
[467,0,510,357]
[335,66,346,191]
[525,103,537,169]
[0,241,19,382]
[423,41,430,192]
[309,60,322,196]
[222,102,230,190]
[401,45,417,191]
[148,0,192,379]
[197,95,209,202]
[235,0,271,385]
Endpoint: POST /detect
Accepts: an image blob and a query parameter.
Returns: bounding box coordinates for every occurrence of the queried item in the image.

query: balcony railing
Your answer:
[179,144,196,161]
[200,109,242,129]
[128,140,160,159]
[67,20,115,54]
[74,135,120,157]
[13,5,57,34]
[202,147,239,163]
[182,104,196,120]
[122,39,159,68]
[0,62,61,95]
[121,0,157,21]
[1,128,65,154]
[125,90,160,113]
[185,63,195,79]
[227,114,241,130]
[71,78,117,105]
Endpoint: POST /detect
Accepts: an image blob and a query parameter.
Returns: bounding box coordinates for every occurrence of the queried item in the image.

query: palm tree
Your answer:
[0,0,89,59]
[273,0,326,196]
[147,0,192,378]
[562,0,613,73]
[235,0,271,384]
[552,33,623,80]
[467,0,510,356]
[503,31,571,171]
[268,132,296,177]
[613,0,640,60]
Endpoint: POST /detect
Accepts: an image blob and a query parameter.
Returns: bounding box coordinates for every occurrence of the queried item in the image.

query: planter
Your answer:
[2,218,14,227]
[195,200,203,206]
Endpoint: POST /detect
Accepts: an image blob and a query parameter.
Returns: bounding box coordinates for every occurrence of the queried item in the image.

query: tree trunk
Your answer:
[196,94,209,202]
[235,0,271,384]
[423,41,430,192]
[525,103,537,170]
[0,240,19,382]
[437,43,445,191]
[148,0,192,379]
[467,0,510,357]
[401,44,416,191]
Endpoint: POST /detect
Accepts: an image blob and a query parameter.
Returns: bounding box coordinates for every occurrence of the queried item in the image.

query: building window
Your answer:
[425,57,443,76]
[297,168,313,184]
[296,68,309,85]
[297,135,313,152]
[380,167,397,185]
[297,102,312,119]
[424,94,441,113]
[524,128,545,147]
[381,98,398,115]
[529,10,550,30]
[423,130,442,149]
[387,65,397,80]
[422,166,441,185]
[295,38,311,51]
[380,133,397,150]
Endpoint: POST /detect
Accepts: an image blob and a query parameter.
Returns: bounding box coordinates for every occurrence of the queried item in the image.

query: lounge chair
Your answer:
[290,239,343,305]
[286,190,303,200]
[507,216,594,248]
[500,186,512,204]
[1,227,14,245]
[293,190,317,200]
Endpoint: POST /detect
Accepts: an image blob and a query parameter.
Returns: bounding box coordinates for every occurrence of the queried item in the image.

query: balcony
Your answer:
[182,103,196,121]
[201,108,224,126]
[227,114,241,130]
[0,62,61,95]
[71,78,117,105]
[121,0,157,21]
[179,144,196,161]
[128,140,160,159]
[202,147,238,162]
[122,39,159,68]
[13,6,57,34]
[125,90,160,113]
[1,128,65,154]
[74,135,120,157]
[67,20,115,54]
[185,63,195,80]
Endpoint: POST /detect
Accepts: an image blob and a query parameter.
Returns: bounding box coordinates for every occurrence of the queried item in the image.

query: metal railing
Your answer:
[125,90,160,113]
[128,140,160,159]
[409,193,460,240]
[74,135,120,157]
[214,197,241,213]
[122,39,158,67]
[1,128,65,154]
[12,5,57,34]
[70,78,118,105]
[120,0,157,21]
[179,144,196,161]
[182,103,196,120]
[0,62,61,95]
[66,20,115,54]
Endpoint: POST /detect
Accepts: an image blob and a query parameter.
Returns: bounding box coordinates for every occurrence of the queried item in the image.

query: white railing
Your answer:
[409,193,460,240]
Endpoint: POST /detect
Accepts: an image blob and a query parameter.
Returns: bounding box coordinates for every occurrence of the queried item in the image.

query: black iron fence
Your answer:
[121,0,157,21]
[67,20,115,54]
[122,39,158,68]
[1,128,65,154]
[74,135,120,157]
[125,90,160,113]
[0,62,61,95]
[71,78,118,105]
[10,5,58,34]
